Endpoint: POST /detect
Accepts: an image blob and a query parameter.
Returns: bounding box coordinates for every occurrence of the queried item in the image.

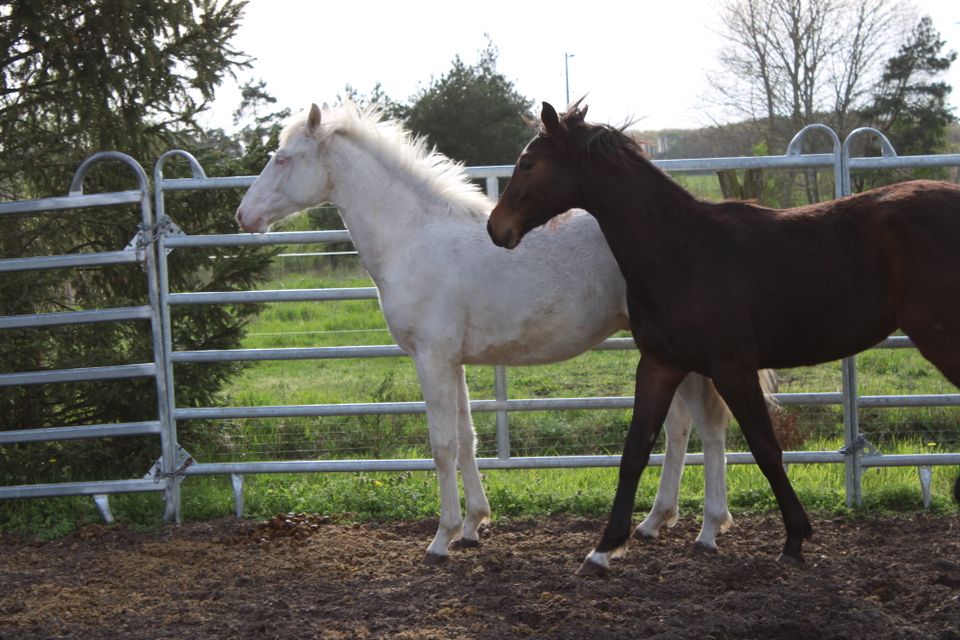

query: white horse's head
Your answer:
[235,103,330,233]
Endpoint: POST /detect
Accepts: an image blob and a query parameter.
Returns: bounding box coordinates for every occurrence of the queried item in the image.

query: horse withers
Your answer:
[488,100,960,575]
[236,103,762,564]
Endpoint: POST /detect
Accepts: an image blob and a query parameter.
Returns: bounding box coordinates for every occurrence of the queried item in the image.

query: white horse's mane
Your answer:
[280,102,492,221]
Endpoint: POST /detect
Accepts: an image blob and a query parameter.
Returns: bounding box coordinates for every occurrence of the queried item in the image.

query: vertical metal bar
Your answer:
[485,176,500,201]
[92,495,114,523]
[494,366,510,460]
[485,174,510,461]
[836,130,864,507]
[152,156,186,523]
[918,466,933,509]
[231,473,245,517]
[841,357,861,506]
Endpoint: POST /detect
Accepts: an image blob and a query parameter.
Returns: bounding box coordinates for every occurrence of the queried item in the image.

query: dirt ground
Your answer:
[1,511,959,640]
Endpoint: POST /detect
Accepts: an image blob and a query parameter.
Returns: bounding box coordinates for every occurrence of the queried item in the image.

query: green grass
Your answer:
[3,256,958,538]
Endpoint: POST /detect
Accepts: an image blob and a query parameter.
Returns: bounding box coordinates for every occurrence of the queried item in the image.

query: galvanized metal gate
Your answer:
[0,152,180,521]
[2,126,960,522]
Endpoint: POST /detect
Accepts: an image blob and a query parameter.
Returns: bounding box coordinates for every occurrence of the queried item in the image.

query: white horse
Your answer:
[236,103,756,563]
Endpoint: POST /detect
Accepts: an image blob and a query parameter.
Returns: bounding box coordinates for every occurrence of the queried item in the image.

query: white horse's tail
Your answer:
[760,369,802,450]
[759,368,778,406]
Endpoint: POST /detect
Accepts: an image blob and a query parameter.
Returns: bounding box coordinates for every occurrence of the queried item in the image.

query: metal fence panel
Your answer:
[4,130,960,523]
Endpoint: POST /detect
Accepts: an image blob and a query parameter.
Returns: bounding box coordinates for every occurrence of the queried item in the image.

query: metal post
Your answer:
[494,366,510,460]
[839,127,897,507]
[152,151,208,523]
[841,357,861,506]
[231,473,245,517]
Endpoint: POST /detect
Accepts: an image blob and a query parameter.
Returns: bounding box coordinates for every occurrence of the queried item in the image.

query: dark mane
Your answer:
[542,101,649,170]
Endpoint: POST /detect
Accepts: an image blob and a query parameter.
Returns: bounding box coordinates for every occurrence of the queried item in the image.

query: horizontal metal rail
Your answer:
[184,450,960,476]
[159,176,255,192]
[173,391,841,422]
[0,478,164,501]
[656,153,838,173]
[0,363,157,387]
[0,421,161,444]
[172,345,408,363]
[167,287,378,306]
[848,154,960,171]
[183,450,860,477]
[859,394,960,408]
[0,250,140,273]
[0,306,152,330]
[0,190,144,216]
[164,230,352,248]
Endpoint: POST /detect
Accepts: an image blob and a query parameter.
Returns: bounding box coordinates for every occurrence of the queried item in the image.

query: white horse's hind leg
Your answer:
[454,366,490,546]
[413,353,464,563]
[635,392,692,539]
[687,377,733,552]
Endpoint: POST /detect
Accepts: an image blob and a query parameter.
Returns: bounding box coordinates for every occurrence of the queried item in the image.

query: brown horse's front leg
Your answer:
[712,367,812,563]
[577,355,687,576]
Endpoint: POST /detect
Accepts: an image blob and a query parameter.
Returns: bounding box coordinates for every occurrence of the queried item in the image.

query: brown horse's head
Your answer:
[487,101,588,249]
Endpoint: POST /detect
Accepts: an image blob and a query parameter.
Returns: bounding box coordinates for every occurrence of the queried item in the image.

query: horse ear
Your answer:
[307,103,322,136]
[541,102,562,136]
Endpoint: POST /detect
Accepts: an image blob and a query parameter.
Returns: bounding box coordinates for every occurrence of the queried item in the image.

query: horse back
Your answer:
[627,180,960,372]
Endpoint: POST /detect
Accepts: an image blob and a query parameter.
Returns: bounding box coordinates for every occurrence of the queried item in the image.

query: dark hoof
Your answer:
[632,529,656,541]
[451,537,481,550]
[421,551,449,566]
[776,552,805,566]
[690,541,719,556]
[575,558,610,578]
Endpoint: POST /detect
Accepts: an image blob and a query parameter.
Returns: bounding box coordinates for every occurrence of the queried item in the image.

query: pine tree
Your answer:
[865,16,957,156]
[403,38,534,166]
[0,0,275,483]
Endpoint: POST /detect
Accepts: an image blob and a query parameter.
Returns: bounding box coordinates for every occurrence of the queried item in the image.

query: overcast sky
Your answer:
[201,0,960,134]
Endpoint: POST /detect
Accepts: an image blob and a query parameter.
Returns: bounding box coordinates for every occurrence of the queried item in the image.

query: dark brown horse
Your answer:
[488,101,960,576]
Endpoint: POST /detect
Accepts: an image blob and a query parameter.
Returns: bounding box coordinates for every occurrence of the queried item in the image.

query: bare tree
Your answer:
[708,0,909,151]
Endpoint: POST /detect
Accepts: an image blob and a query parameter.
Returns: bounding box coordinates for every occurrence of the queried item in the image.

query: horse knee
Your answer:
[430,438,458,472]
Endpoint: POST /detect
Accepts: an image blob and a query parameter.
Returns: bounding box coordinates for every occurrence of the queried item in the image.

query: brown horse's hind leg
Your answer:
[901,319,960,507]
[712,367,812,563]
[903,324,960,390]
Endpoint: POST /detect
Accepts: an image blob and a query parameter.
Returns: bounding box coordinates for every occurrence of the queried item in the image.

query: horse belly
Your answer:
[753,291,897,369]
[461,315,624,366]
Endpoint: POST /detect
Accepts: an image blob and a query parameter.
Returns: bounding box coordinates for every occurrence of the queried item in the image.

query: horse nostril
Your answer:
[486,220,513,248]
[235,209,244,227]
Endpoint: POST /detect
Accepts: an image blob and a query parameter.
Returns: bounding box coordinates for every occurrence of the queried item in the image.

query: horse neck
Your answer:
[580,156,704,261]
[324,134,442,282]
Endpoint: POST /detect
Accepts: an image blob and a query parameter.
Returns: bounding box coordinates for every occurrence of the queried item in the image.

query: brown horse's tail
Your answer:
[954,475,960,504]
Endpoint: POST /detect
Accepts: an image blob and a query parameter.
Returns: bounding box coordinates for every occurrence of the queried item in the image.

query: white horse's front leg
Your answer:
[635,391,691,540]
[413,354,464,564]
[453,366,490,547]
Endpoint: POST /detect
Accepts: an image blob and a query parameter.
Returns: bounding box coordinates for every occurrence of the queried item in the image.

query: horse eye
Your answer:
[274,154,291,167]
[518,157,535,171]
